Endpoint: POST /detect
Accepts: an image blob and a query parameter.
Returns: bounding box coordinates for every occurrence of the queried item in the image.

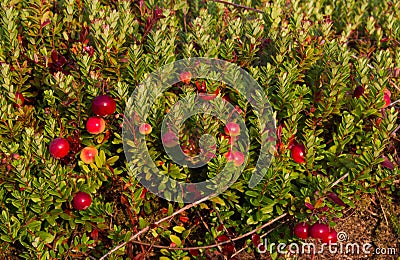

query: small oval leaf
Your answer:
[169,234,182,247]
[173,226,186,233]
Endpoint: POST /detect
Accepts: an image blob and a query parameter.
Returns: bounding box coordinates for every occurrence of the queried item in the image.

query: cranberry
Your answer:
[91,95,116,116]
[72,191,92,210]
[294,222,310,239]
[80,146,98,164]
[162,131,178,148]
[224,122,240,136]
[179,71,192,84]
[86,117,106,134]
[49,138,70,159]
[321,228,338,243]
[225,150,245,166]
[291,143,305,163]
[139,123,152,135]
[310,223,329,240]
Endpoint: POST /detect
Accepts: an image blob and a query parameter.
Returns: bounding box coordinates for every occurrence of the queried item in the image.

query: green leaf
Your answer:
[37,231,55,244]
[138,217,148,229]
[169,234,182,246]
[261,205,274,215]
[210,196,225,206]
[106,155,119,165]
[245,190,260,197]
[26,220,42,231]
[172,226,186,233]
[0,235,12,243]
[247,215,258,225]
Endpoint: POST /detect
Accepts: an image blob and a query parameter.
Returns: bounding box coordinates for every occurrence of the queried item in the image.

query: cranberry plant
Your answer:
[0,0,399,259]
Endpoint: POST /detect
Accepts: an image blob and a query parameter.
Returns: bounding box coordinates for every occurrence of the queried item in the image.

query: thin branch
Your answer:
[377,190,389,227]
[330,172,349,188]
[119,213,288,251]
[389,98,400,107]
[211,0,264,13]
[99,193,216,260]
[391,124,400,135]
[231,220,289,258]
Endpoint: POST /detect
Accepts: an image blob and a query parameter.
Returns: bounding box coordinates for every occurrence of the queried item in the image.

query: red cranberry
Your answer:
[224,122,240,136]
[179,71,192,84]
[72,191,92,210]
[80,146,98,164]
[86,117,106,134]
[139,123,152,135]
[294,222,310,239]
[49,138,70,159]
[91,95,116,116]
[321,228,338,243]
[224,150,245,166]
[291,143,306,163]
[310,223,329,240]
[162,131,179,148]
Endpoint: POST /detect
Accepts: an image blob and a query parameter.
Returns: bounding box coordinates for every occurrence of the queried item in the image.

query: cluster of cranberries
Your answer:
[169,73,244,166]
[294,222,338,244]
[223,122,245,167]
[48,95,116,210]
[161,121,245,166]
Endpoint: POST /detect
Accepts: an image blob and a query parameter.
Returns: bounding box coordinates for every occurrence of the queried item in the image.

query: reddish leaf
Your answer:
[381,156,394,170]
[305,202,314,210]
[321,206,329,212]
[179,216,189,223]
[287,134,296,149]
[326,192,346,207]
[189,249,199,256]
[51,50,58,61]
[314,197,324,208]
[140,188,147,199]
[217,234,229,242]
[120,195,129,206]
[41,19,51,28]
[222,243,235,255]
[276,123,283,152]
[90,229,98,241]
